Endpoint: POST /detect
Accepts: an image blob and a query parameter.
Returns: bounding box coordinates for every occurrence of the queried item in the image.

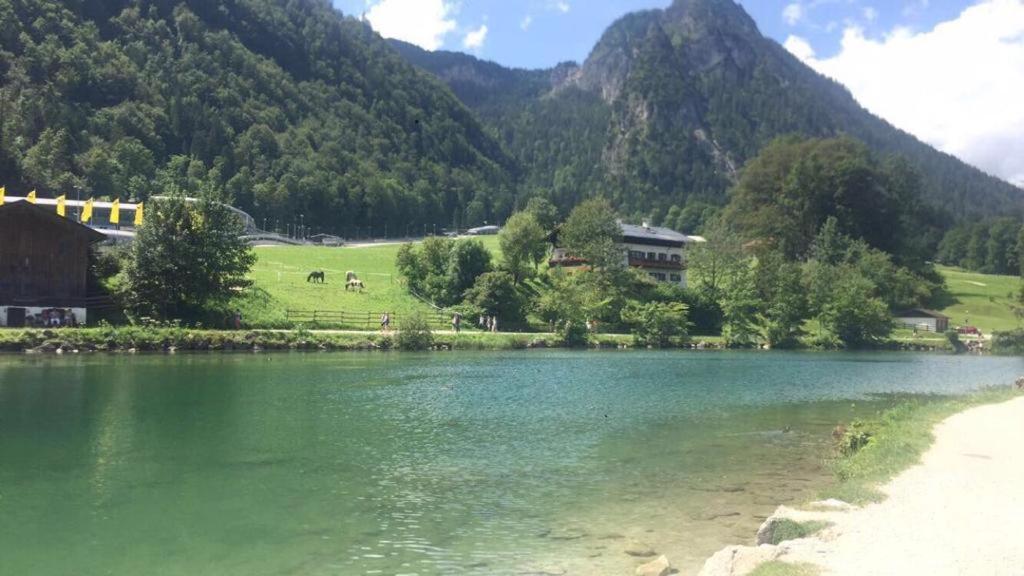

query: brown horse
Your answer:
[307,271,325,284]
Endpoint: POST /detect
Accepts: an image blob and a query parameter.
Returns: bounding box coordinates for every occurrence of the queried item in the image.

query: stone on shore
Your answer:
[807,498,855,512]
[635,554,672,576]
[698,545,781,576]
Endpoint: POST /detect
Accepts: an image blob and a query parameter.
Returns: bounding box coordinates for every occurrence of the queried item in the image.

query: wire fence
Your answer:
[285,310,454,330]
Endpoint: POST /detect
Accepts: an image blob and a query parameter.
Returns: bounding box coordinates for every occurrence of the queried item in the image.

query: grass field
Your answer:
[238,236,502,328]
[936,266,1021,334]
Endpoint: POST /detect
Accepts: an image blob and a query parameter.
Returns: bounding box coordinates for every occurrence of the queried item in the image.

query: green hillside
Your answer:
[0,0,513,234]
[937,266,1021,334]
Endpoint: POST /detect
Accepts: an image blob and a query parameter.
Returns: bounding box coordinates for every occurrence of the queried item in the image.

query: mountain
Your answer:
[391,0,1024,226]
[0,0,515,235]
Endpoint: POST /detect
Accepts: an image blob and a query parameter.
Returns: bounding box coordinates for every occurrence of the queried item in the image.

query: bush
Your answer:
[992,330,1024,354]
[557,320,590,348]
[620,300,689,347]
[396,312,435,351]
[945,330,966,353]
[835,420,873,457]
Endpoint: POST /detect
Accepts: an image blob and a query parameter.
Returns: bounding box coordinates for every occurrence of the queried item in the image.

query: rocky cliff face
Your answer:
[392,0,1024,221]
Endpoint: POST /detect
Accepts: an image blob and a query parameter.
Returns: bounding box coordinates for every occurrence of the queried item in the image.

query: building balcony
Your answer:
[628,257,684,270]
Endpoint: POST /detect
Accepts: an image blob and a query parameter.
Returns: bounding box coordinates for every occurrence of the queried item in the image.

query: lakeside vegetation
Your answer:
[825,387,1023,504]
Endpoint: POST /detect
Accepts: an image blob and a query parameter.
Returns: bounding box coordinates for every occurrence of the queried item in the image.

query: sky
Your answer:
[330,0,1024,188]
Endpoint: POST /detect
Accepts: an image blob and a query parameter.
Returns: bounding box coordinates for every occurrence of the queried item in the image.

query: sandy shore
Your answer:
[701,396,1024,576]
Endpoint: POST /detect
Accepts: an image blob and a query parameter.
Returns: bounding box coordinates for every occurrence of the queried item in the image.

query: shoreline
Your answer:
[696,387,1024,576]
[0,327,958,355]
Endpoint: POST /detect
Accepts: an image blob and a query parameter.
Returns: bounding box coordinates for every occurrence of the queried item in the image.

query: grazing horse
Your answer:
[1015,377,1024,390]
[307,271,325,284]
[346,271,358,283]
[346,279,365,292]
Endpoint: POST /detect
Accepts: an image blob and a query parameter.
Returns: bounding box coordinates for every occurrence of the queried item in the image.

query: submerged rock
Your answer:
[636,555,672,576]
[624,540,658,557]
[546,527,587,540]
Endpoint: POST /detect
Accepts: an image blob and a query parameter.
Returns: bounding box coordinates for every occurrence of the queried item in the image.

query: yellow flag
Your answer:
[0,186,5,206]
[109,198,120,224]
[27,190,36,204]
[82,198,94,223]
[56,195,66,217]
[134,202,144,226]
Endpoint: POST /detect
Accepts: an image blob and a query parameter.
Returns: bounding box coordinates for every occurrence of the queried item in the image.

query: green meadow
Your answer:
[237,237,502,328]
[936,265,1021,334]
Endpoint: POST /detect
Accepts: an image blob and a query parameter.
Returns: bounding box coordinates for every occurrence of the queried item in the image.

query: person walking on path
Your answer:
[452,312,462,333]
[380,312,390,332]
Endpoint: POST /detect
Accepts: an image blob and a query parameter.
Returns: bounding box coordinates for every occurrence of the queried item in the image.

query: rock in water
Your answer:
[635,555,672,576]
[624,540,658,557]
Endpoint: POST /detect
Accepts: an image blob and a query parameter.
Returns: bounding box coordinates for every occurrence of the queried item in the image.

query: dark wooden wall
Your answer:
[0,209,94,305]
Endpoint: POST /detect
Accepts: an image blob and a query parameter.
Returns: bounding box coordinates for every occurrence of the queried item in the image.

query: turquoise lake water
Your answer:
[0,351,1020,575]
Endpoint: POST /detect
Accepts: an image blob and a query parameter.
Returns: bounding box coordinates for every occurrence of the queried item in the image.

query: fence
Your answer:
[285,310,452,330]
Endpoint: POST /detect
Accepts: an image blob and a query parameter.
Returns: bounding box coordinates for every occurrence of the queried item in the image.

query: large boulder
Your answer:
[635,555,672,576]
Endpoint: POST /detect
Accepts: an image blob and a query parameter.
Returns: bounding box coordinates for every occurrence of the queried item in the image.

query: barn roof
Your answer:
[0,200,106,243]
[894,308,951,320]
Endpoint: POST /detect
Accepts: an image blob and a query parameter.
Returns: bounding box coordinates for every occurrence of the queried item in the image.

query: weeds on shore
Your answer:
[748,561,820,576]
[824,387,1022,504]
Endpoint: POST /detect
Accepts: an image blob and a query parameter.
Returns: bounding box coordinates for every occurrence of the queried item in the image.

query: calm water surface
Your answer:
[0,351,1020,575]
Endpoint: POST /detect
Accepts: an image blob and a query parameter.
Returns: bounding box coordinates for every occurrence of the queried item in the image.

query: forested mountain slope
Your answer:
[0,0,515,235]
[392,0,1024,227]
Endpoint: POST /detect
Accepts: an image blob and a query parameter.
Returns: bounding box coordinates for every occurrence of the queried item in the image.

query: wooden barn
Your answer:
[0,200,105,327]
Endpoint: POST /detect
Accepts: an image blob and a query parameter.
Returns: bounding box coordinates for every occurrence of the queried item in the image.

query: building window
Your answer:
[647,252,656,260]
[658,253,667,261]
[670,274,682,283]
[670,254,681,263]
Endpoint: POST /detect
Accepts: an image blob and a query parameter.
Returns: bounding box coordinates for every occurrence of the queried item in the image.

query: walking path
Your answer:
[702,396,1024,576]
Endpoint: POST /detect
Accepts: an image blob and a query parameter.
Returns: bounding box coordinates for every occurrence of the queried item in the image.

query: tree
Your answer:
[818,269,893,347]
[755,253,808,348]
[464,271,527,327]
[499,211,548,282]
[123,196,255,320]
[525,196,560,231]
[720,259,761,347]
[445,240,493,304]
[560,198,623,271]
[396,237,493,307]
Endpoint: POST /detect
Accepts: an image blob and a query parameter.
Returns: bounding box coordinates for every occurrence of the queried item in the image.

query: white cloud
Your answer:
[785,0,1024,186]
[364,0,457,50]
[463,25,488,50]
[783,35,816,61]
[552,1,570,14]
[783,2,805,26]
[863,6,878,22]
[521,14,533,31]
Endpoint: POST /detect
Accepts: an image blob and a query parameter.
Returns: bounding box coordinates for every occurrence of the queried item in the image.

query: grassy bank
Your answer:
[824,387,1022,504]
[0,326,663,353]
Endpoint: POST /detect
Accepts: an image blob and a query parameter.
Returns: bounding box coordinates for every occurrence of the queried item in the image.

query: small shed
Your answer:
[0,200,106,327]
[894,309,950,333]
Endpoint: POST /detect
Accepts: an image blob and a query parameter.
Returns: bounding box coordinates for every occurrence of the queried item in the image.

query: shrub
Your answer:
[620,300,689,347]
[396,312,434,351]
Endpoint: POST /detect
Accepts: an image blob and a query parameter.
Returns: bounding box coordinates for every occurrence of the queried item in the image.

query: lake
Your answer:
[0,351,1020,575]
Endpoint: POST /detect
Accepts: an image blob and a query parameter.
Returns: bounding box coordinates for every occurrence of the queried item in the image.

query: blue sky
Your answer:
[329,0,970,70]
[328,1,1024,187]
